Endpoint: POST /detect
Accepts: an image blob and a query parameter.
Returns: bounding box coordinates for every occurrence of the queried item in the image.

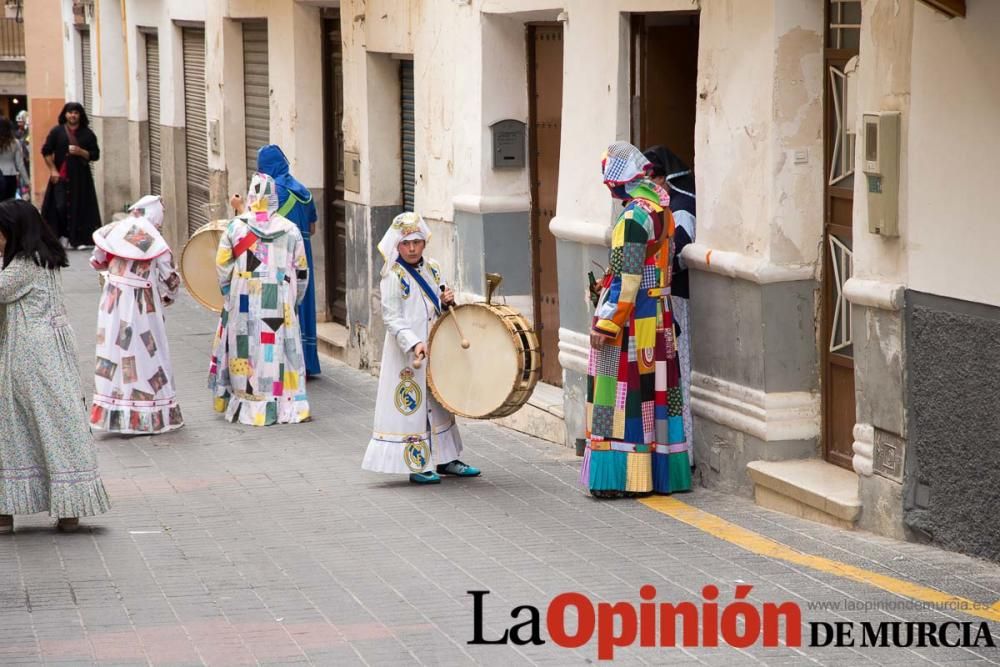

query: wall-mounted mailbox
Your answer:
[344,151,361,193]
[862,111,901,237]
[490,119,526,169]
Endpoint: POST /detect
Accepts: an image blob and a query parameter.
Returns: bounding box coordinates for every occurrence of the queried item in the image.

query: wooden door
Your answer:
[629,13,699,167]
[322,13,347,324]
[527,24,563,387]
[822,1,861,469]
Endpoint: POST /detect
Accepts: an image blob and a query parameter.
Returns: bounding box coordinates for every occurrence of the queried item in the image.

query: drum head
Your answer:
[429,304,518,418]
[180,219,228,312]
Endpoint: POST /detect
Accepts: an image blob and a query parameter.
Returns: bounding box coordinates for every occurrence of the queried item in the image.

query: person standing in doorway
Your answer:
[14,110,29,195]
[0,117,29,201]
[0,200,111,533]
[644,145,696,461]
[256,144,322,377]
[40,102,102,250]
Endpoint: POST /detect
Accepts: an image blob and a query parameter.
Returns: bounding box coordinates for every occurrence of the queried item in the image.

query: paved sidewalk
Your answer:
[1,255,999,666]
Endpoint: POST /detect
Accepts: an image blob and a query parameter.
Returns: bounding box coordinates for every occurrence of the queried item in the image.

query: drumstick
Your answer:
[440,285,470,349]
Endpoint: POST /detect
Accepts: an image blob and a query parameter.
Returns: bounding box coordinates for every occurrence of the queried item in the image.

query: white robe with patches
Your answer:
[362,258,463,474]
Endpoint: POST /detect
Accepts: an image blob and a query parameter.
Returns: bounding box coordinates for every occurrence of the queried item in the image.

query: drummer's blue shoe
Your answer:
[409,470,441,484]
[437,460,481,477]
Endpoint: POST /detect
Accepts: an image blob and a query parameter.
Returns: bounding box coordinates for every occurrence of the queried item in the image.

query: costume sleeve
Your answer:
[380,272,422,355]
[82,129,100,162]
[216,223,237,298]
[291,231,308,307]
[156,252,181,306]
[13,143,27,184]
[0,258,34,304]
[672,211,695,272]
[40,127,58,158]
[305,197,318,225]
[593,207,649,337]
[89,246,109,271]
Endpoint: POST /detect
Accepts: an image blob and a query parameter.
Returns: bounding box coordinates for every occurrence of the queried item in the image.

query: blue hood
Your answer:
[257,144,312,202]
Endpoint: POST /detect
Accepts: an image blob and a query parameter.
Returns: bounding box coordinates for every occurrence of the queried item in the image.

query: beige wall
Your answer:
[905,0,1000,306]
[24,0,65,203]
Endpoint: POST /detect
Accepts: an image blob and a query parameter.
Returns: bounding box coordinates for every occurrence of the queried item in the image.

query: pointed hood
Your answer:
[128,194,165,229]
[240,172,296,239]
[257,144,312,202]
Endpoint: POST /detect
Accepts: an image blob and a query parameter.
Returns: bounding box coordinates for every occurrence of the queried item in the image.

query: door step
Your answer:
[493,381,567,446]
[316,322,348,364]
[746,459,861,529]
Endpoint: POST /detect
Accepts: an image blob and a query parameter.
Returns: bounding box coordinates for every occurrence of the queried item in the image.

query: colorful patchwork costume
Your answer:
[581,142,692,497]
[362,212,464,477]
[89,195,184,434]
[208,173,311,426]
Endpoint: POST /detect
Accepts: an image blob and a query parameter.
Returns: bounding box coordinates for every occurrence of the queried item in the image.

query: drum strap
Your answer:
[232,231,259,259]
[396,258,441,316]
[277,191,303,218]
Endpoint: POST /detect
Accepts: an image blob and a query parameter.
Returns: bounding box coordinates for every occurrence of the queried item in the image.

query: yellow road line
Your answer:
[639,496,1000,623]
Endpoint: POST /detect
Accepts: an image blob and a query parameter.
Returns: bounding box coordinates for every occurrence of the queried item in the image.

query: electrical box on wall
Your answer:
[344,151,361,193]
[862,111,901,237]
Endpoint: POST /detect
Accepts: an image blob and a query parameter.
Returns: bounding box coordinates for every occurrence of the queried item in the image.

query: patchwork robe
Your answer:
[208,214,310,426]
[362,258,463,474]
[89,217,183,434]
[582,193,691,495]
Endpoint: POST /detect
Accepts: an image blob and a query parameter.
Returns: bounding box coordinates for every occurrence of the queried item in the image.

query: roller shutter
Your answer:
[145,33,161,196]
[183,27,209,236]
[242,21,270,183]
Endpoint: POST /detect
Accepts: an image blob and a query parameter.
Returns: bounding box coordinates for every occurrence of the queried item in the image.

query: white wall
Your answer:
[905,1,1000,306]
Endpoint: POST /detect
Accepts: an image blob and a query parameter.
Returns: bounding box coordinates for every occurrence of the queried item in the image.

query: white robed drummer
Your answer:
[362,212,481,484]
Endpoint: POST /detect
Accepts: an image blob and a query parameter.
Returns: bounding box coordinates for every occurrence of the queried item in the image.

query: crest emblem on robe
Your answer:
[403,435,430,472]
[394,367,421,415]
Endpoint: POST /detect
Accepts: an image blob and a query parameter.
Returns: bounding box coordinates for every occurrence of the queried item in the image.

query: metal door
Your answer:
[322,13,347,324]
[528,24,563,387]
[242,21,269,182]
[145,33,161,196]
[80,28,92,110]
[400,59,415,211]
[182,27,209,236]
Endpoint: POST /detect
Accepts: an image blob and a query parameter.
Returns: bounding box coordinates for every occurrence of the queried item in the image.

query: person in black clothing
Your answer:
[40,102,102,250]
[644,145,696,452]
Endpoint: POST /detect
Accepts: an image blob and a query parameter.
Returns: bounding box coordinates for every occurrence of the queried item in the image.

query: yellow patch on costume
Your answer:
[611,220,627,247]
[251,197,269,213]
[284,303,293,326]
[284,370,300,391]
[247,279,262,295]
[612,409,626,440]
[213,397,227,413]
[229,358,251,376]
[634,317,656,350]
[253,412,266,426]
[296,254,308,269]
[216,246,233,266]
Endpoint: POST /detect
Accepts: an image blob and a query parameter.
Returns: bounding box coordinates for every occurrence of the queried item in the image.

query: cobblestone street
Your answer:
[2,255,999,666]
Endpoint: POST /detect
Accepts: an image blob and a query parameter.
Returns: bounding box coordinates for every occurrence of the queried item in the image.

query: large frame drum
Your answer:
[179,219,229,312]
[427,303,540,419]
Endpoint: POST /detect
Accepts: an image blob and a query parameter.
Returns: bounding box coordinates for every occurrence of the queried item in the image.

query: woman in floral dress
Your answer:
[88,195,183,434]
[0,200,111,533]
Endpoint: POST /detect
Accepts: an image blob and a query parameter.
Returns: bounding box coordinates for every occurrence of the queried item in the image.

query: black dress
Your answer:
[40,124,102,247]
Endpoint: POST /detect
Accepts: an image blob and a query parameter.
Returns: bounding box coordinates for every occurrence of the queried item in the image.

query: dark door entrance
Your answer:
[629,12,699,167]
[822,0,860,469]
[527,24,564,387]
[321,12,347,325]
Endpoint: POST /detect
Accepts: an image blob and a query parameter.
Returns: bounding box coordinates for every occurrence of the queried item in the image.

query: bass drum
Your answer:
[179,219,229,312]
[427,303,540,419]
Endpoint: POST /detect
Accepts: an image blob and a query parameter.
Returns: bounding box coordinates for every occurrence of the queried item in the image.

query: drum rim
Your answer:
[426,302,540,419]
[179,219,228,313]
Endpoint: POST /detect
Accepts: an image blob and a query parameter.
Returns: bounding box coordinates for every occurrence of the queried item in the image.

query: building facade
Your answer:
[44,0,1000,562]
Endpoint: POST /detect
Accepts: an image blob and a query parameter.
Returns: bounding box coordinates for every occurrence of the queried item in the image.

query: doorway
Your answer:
[321,12,347,325]
[629,12,699,167]
[821,0,860,470]
[527,23,564,387]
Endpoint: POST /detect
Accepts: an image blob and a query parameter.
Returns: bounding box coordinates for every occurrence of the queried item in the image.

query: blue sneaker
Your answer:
[436,460,481,477]
[409,470,441,484]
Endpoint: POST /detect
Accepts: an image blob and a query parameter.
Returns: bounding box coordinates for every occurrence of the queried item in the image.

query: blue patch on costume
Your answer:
[655,405,669,420]
[624,417,645,444]
[668,416,685,443]
[633,295,657,319]
[239,294,249,313]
